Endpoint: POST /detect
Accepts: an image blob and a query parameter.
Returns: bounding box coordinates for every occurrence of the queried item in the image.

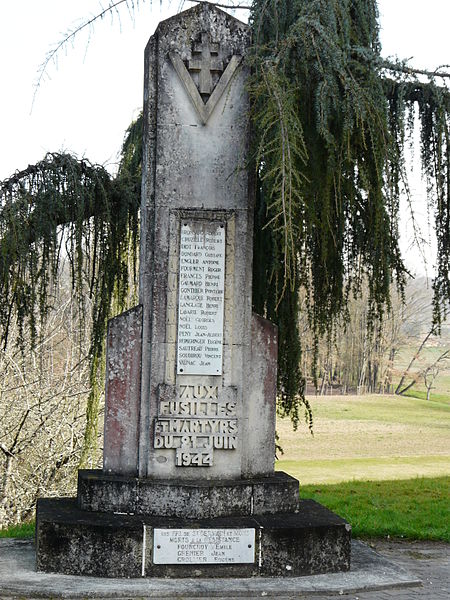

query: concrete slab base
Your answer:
[35,498,350,577]
[0,538,421,598]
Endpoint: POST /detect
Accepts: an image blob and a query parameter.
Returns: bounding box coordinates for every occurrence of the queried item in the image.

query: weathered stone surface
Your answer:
[103,305,142,476]
[36,499,143,577]
[139,3,256,480]
[99,3,278,483]
[36,498,350,578]
[77,470,138,515]
[252,470,299,515]
[0,537,425,597]
[35,4,352,580]
[242,314,277,477]
[257,503,352,576]
[77,469,299,518]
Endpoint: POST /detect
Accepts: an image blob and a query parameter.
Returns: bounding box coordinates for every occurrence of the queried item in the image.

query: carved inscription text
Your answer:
[153,384,238,467]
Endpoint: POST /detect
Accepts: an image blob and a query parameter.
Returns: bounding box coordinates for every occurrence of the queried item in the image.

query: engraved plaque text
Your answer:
[177,221,225,375]
[153,528,255,564]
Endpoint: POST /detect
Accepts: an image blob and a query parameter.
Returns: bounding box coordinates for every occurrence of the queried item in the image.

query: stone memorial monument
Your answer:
[36,2,351,578]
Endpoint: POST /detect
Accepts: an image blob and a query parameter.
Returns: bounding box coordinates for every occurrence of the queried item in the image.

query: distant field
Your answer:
[276,393,450,484]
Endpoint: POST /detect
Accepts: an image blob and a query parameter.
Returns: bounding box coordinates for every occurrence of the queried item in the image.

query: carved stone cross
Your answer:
[189,32,223,95]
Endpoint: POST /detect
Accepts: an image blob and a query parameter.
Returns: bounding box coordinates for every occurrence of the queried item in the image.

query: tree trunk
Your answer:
[395,327,435,395]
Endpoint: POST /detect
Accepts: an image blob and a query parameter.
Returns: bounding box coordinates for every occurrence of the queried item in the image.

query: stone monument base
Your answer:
[35,471,351,578]
[77,469,300,518]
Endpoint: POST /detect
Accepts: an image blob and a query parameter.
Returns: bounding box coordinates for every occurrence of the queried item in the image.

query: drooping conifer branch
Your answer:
[34,0,142,104]
[249,0,449,425]
[0,118,142,463]
[381,60,450,81]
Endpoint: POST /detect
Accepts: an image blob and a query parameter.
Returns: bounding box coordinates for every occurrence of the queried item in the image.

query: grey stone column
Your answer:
[138,4,275,479]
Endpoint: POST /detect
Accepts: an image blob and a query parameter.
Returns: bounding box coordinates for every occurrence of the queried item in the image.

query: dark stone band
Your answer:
[77,469,300,518]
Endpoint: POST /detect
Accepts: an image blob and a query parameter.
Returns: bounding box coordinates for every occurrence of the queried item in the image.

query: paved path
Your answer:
[190,540,449,599]
[309,540,449,600]
[0,538,448,598]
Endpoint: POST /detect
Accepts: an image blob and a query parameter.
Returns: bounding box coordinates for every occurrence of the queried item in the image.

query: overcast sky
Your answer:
[0,0,449,273]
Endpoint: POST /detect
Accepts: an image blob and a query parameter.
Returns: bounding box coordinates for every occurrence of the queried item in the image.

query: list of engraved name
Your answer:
[177,222,225,375]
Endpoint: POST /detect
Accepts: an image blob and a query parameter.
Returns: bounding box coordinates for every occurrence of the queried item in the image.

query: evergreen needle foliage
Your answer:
[250,0,450,426]
[1,0,450,460]
[0,120,142,464]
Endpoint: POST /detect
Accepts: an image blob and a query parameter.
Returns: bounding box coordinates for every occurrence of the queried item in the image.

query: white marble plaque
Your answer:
[177,221,225,375]
[153,528,255,564]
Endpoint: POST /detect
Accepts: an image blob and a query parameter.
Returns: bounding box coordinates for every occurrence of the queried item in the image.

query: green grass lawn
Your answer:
[403,389,450,404]
[306,393,450,427]
[0,522,34,538]
[279,455,450,485]
[301,476,450,542]
[3,476,448,541]
[275,393,450,541]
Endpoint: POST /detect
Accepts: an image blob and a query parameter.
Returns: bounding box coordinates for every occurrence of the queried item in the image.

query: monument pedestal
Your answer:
[36,476,351,578]
[77,469,300,517]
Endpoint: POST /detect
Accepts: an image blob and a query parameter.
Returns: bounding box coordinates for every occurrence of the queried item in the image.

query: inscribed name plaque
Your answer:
[153,528,255,564]
[177,221,225,375]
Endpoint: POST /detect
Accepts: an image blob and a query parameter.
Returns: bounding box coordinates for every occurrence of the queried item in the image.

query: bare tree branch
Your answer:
[33,0,252,107]
[395,325,437,395]
[33,0,141,106]
[0,443,14,458]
